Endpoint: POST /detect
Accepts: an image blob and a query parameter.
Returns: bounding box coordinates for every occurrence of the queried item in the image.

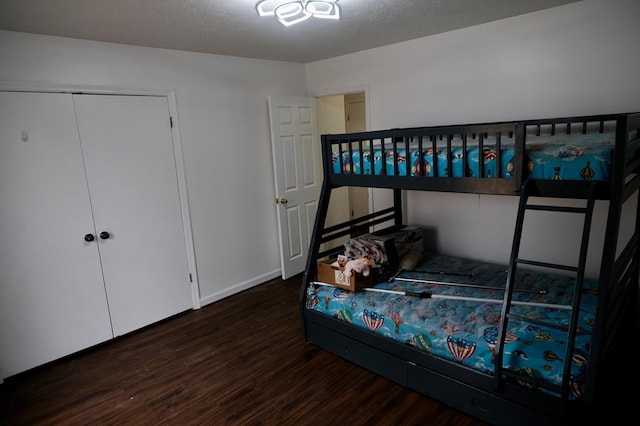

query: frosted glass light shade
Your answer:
[256,0,341,26]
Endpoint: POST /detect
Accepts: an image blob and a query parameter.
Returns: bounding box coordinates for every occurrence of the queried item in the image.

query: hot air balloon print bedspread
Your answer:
[331,130,618,181]
[306,253,598,400]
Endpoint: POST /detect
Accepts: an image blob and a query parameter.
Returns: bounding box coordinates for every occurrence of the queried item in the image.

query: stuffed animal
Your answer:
[343,258,371,278]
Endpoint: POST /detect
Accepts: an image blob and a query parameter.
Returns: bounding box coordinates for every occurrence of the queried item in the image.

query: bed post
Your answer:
[629,114,640,328]
[584,114,630,401]
[299,134,338,341]
[628,114,640,329]
[393,188,403,225]
[514,123,526,192]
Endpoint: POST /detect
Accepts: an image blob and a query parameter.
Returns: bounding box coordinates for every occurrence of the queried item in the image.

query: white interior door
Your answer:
[74,94,193,337]
[268,96,321,279]
[0,92,113,377]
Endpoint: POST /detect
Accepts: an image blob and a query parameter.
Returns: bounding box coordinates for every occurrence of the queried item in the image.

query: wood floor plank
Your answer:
[1,274,487,425]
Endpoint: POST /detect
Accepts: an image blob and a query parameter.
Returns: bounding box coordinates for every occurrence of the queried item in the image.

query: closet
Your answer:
[0,91,194,378]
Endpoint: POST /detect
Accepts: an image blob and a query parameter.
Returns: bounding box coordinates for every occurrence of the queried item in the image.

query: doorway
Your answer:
[344,93,369,224]
[316,91,369,249]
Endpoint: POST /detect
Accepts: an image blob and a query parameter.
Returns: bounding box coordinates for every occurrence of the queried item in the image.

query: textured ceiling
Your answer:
[0,0,582,63]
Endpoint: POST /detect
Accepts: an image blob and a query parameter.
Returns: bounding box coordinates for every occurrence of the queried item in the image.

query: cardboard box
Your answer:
[316,258,372,291]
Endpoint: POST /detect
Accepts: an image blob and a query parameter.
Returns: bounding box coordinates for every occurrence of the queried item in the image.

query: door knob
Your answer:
[100,231,110,240]
[84,233,95,242]
[276,197,288,205]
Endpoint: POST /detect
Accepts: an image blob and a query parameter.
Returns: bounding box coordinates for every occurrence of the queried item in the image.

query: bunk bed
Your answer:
[299,112,640,425]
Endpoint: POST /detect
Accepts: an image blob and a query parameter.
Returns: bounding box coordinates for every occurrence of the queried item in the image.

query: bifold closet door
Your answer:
[0,92,113,377]
[73,94,192,337]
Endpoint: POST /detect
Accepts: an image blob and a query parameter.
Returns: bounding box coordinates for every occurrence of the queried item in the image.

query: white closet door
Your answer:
[73,94,192,336]
[0,92,113,377]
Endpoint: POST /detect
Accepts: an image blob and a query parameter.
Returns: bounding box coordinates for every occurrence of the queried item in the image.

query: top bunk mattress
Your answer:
[331,131,617,181]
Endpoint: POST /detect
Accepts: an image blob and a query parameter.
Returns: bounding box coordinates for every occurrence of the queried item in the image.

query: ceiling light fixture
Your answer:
[256,0,340,27]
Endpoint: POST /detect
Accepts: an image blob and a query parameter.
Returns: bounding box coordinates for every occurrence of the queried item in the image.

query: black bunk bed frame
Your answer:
[299,112,640,425]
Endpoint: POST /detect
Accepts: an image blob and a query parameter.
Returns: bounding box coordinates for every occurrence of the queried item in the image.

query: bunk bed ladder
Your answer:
[494,179,597,400]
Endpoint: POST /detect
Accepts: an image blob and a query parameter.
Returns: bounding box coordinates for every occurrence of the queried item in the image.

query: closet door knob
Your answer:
[100,231,110,240]
[84,233,95,242]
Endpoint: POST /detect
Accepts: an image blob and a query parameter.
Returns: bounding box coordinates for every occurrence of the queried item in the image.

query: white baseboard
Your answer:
[199,269,282,307]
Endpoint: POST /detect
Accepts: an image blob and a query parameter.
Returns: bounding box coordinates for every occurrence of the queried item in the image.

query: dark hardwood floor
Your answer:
[1,274,487,426]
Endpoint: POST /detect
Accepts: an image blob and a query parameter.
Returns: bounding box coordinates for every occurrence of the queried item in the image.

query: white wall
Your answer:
[0,30,306,305]
[305,0,640,277]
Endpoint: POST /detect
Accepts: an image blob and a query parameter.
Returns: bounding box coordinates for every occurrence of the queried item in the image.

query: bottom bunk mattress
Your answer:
[306,252,598,400]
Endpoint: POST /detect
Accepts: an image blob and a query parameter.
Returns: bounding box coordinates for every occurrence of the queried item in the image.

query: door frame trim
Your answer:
[0,82,201,309]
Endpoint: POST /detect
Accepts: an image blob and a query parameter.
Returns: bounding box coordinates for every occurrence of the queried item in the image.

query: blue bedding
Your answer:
[331,132,617,181]
[306,253,598,400]
[525,132,615,180]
